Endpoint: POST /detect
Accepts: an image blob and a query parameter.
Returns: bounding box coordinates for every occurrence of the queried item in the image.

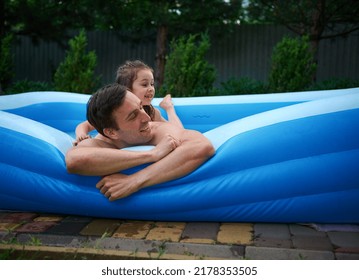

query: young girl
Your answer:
[74,60,183,145]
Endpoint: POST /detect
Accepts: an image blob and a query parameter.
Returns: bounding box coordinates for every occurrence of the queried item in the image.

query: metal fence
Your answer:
[13,25,359,88]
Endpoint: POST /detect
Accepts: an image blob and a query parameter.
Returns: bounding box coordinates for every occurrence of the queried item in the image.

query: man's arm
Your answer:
[66,134,180,176]
[96,130,215,200]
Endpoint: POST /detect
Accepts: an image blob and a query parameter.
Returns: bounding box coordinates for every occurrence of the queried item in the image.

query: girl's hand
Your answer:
[73,134,91,146]
[159,94,174,110]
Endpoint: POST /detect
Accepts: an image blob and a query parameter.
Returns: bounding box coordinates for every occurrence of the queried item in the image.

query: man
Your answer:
[66,84,215,201]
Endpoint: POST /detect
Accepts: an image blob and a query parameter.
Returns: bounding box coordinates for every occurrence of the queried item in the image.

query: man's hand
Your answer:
[151,133,181,162]
[96,173,138,201]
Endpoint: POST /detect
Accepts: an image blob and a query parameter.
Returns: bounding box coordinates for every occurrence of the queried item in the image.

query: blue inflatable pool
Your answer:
[1,88,359,223]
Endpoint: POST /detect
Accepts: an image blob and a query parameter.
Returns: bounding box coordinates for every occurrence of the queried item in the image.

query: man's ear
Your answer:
[103,128,119,139]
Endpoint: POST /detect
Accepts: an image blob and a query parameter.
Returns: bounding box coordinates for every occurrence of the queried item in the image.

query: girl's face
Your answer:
[131,69,155,106]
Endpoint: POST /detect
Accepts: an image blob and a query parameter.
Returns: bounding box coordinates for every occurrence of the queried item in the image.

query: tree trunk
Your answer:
[308,0,326,82]
[155,24,168,90]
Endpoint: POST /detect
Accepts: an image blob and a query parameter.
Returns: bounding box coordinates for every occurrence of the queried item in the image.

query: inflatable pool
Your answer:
[1,88,359,223]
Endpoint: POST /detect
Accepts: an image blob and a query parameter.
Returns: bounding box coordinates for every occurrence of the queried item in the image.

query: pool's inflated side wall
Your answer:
[0,88,358,222]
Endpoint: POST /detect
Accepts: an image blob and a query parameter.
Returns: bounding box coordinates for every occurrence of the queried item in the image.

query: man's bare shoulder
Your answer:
[75,136,117,149]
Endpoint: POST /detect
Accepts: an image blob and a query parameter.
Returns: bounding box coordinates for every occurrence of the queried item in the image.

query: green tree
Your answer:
[53,30,100,93]
[0,34,13,93]
[162,33,216,97]
[268,36,317,92]
[245,0,359,80]
[94,0,242,88]
[1,0,94,44]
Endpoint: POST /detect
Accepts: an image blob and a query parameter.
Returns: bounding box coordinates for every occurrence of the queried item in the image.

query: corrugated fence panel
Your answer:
[87,31,157,85]
[317,33,359,81]
[12,25,359,88]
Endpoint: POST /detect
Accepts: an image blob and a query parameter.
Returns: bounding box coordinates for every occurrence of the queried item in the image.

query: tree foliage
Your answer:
[245,0,359,48]
[268,36,317,92]
[0,34,14,93]
[162,33,216,97]
[1,0,94,44]
[92,0,242,88]
[245,0,359,81]
[53,30,100,94]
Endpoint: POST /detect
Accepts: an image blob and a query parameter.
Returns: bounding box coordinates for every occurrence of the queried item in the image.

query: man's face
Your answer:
[110,91,153,145]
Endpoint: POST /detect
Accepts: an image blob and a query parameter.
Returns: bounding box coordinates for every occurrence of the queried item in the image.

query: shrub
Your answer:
[219,77,268,95]
[53,29,100,94]
[161,33,216,97]
[307,78,359,91]
[4,79,53,94]
[0,34,14,93]
[268,35,317,92]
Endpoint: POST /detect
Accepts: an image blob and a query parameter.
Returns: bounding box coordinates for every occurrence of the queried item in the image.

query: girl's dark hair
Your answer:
[116,60,155,120]
[87,83,127,137]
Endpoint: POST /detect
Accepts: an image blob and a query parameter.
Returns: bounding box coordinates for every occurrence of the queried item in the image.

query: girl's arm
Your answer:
[74,120,95,146]
[158,94,184,128]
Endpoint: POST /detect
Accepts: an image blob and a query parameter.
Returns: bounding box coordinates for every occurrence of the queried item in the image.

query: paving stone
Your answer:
[90,238,244,259]
[217,223,253,245]
[0,231,16,243]
[155,222,186,230]
[253,223,291,239]
[92,237,159,252]
[289,224,327,237]
[112,221,153,239]
[0,222,21,232]
[80,219,121,237]
[14,221,58,233]
[146,227,183,242]
[327,232,359,248]
[245,246,335,260]
[292,235,333,251]
[34,215,65,222]
[253,237,292,248]
[164,242,244,259]
[0,212,38,223]
[45,220,88,235]
[16,233,88,248]
[181,222,219,244]
[335,253,359,260]
[62,216,93,223]
[335,247,359,254]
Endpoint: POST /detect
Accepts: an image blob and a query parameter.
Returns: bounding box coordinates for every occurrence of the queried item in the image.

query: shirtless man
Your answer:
[65,84,215,201]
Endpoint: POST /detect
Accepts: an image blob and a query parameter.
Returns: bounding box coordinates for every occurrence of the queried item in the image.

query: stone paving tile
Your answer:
[253,237,292,249]
[34,215,65,222]
[80,219,121,237]
[335,252,359,260]
[0,222,21,232]
[245,246,335,260]
[112,221,153,239]
[16,233,88,248]
[292,235,333,251]
[14,221,58,233]
[335,247,359,254]
[62,216,93,223]
[163,242,244,259]
[45,219,89,235]
[154,222,186,230]
[327,232,359,248]
[253,223,292,249]
[254,223,291,239]
[0,212,38,223]
[181,222,219,244]
[289,224,327,237]
[217,223,253,245]
[146,227,183,242]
